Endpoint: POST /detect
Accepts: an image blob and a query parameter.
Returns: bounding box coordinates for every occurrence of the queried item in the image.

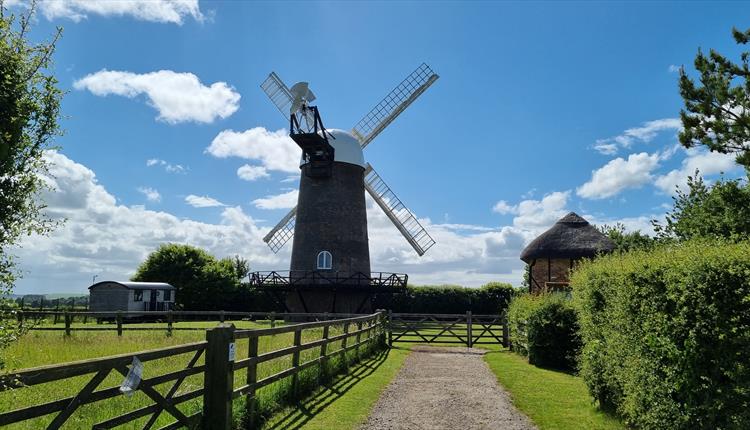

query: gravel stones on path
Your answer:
[361,346,537,430]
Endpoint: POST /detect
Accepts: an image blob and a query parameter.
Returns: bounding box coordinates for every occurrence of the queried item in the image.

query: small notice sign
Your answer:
[228,342,236,362]
[120,356,143,397]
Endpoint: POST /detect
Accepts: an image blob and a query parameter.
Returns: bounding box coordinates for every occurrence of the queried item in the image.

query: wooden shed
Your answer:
[88,281,176,312]
[520,212,615,293]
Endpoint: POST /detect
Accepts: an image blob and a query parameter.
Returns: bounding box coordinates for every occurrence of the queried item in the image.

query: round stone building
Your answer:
[520,212,615,293]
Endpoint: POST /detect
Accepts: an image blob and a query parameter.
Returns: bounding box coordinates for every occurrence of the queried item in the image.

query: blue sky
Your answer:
[8,0,749,294]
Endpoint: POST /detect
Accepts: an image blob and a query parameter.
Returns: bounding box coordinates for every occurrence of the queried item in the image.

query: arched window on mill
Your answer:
[316,251,332,270]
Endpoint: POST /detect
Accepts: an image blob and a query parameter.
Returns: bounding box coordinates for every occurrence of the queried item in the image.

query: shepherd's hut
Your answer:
[520,212,615,293]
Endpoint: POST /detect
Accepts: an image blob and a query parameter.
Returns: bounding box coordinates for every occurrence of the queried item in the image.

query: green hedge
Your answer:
[507,293,580,371]
[374,282,516,314]
[572,240,750,429]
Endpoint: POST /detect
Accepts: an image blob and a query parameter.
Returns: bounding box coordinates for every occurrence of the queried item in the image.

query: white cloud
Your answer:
[668,65,681,73]
[577,152,661,199]
[137,187,161,203]
[206,128,301,174]
[146,158,187,174]
[252,190,298,210]
[655,149,740,194]
[492,200,517,215]
[185,194,225,208]
[512,191,571,230]
[594,118,681,154]
[237,164,270,181]
[74,70,240,124]
[13,152,282,294]
[34,0,204,24]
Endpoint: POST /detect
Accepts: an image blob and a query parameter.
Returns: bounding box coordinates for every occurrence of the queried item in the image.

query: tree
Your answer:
[132,244,239,310]
[598,223,656,253]
[678,27,750,168]
[230,255,250,280]
[1,1,63,369]
[653,172,750,241]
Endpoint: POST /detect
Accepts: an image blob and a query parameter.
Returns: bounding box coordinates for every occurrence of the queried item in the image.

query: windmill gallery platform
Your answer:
[249,64,439,315]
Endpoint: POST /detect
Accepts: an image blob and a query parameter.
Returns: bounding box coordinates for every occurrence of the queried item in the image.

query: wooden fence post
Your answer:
[387,310,393,347]
[203,323,235,430]
[269,312,276,328]
[466,311,473,348]
[167,310,173,337]
[291,328,302,399]
[320,323,330,381]
[355,321,363,360]
[64,311,71,336]
[116,311,123,337]
[246,335,259,430]
[502,311,510,349]
[341,322,350,369]
[219,310,225,323]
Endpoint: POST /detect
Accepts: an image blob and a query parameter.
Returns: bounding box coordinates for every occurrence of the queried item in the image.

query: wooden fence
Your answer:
[387,311,509,348]
[12,310,368,336]
[0,311,387,430]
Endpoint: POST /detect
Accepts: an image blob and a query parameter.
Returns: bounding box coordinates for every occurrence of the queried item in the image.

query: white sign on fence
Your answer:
[119,356,143,397]
[228,342,236,361]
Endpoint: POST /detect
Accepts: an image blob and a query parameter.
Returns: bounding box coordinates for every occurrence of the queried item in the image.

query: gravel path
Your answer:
[361,346,537,430]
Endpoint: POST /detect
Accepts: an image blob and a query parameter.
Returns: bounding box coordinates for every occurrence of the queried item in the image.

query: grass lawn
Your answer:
[484,350,624,430]
[262,346,410,430]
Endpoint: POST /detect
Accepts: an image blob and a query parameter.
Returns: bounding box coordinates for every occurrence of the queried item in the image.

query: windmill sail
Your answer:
[351,63,439,148]
[260,72,293,118]
[262,206,297,253]
[364,163,436,256]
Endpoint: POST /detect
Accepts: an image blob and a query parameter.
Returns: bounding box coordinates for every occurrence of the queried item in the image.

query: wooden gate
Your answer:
[387,312,508,348]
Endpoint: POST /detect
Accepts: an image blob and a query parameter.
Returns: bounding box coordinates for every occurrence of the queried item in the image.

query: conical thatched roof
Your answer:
[520,212,615,263]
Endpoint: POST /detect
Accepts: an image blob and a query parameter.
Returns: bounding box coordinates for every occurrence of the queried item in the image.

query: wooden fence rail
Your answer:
[0,311,386,430]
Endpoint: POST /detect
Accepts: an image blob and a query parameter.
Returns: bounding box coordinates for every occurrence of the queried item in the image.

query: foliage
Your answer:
[571,240,750,429]
[653,173,750,241]
[598,223,656,252]
[507,293,580,371]
[0,2,63,370]
[678,27,750,168]
[374,282,517,314]
[132,244,243,310]
[485,350,624,430]
[230,255,250,280]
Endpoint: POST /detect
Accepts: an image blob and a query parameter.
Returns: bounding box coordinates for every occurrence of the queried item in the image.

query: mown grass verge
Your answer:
[484,350,624,430]
[261,346,410,430]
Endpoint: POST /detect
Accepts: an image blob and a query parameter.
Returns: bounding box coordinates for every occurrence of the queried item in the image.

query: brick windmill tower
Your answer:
[252,64,439,313]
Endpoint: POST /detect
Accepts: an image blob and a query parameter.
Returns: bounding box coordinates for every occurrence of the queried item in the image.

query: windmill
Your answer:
[254,63,438,313]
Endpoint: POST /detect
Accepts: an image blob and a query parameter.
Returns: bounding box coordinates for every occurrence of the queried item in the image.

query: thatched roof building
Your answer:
[520,212,614,293]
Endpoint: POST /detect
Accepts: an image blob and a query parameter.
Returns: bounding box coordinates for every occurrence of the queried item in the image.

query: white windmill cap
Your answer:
[299,129,365,168]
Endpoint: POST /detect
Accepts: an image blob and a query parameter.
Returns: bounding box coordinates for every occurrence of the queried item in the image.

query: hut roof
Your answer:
[89,281,175,290]
[520,212,615,263]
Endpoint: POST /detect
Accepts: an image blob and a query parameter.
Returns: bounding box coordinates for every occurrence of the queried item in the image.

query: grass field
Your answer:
[484,350,624,430]
[0,318,384,429]
[262,346,410,430]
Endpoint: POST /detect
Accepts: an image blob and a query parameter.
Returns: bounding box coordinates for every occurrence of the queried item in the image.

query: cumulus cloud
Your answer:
[137,187,161,203]
[492,200,516,215]
[13,152,281,294]
[237,164,270,181]
[74,70,240,124]
[146,158,187,174]
[577,152,661,199]
[655,149,740,194]
[185,194,225,208]
[206,128,301,174]
[594,118,681,154]
[31,0,204,24]
[252,190,298,210]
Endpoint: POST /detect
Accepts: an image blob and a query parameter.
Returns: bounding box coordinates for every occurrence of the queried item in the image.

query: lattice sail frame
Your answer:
[364,164,436,256]
[259,65,439,255]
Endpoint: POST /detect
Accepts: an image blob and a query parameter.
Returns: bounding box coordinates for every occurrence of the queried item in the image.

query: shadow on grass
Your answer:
[484,349,578,375]
[264,348,392,430]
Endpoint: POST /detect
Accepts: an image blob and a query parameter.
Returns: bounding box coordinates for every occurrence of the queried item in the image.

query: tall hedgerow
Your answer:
[572,240,750,429]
